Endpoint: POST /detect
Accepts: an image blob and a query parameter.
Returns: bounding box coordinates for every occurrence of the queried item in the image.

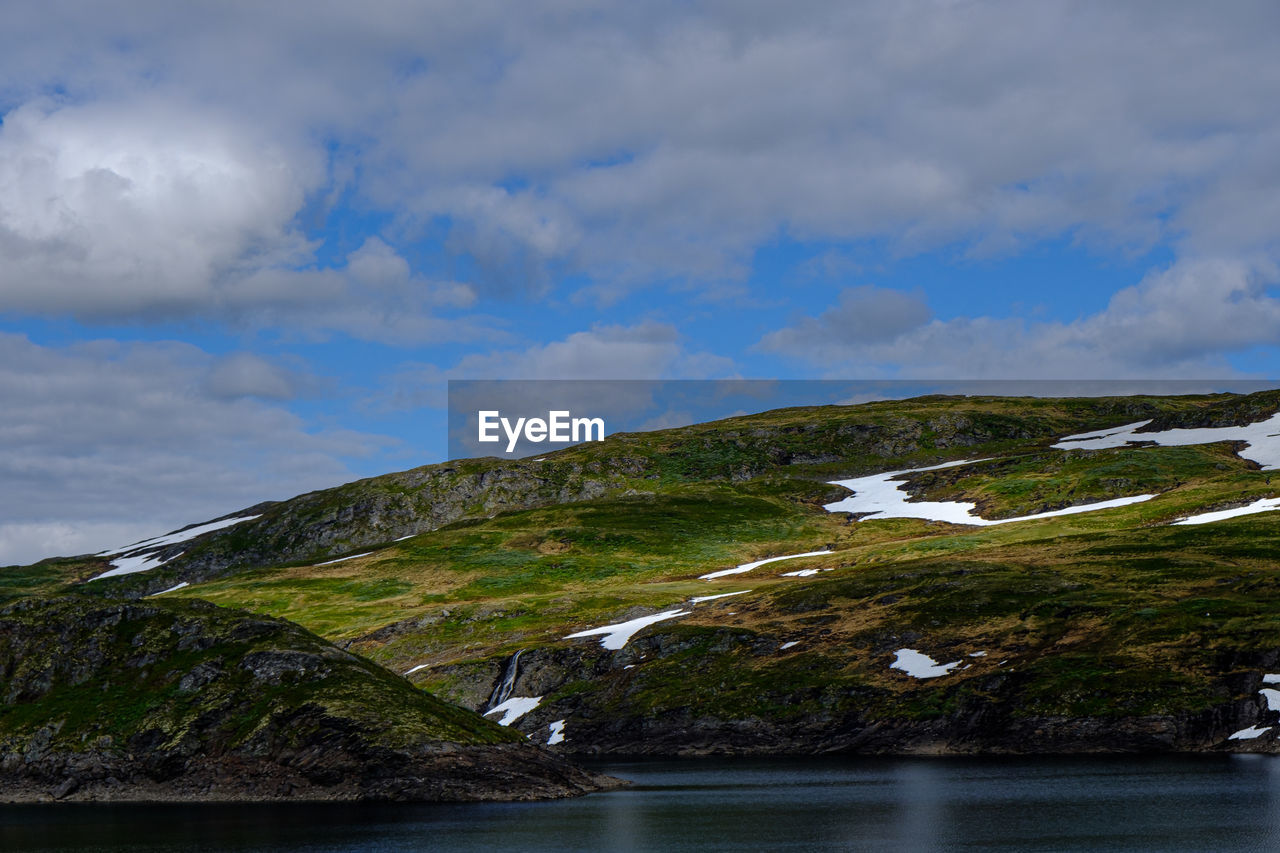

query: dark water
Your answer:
[5,755,1280,852]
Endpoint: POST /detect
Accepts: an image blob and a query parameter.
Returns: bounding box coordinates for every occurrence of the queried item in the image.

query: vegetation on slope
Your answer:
[8,391,1280,757]
[0,595,611,800]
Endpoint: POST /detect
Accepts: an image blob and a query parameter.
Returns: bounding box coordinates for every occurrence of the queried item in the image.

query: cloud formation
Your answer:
[3,2,1280,312]
[0,99,316,319]
[758,258,1280,377]
[0,334,388,565]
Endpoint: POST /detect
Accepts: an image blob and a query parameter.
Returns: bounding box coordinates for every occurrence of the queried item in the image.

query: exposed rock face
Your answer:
[422,627,1278,759]
[0,596,619,802]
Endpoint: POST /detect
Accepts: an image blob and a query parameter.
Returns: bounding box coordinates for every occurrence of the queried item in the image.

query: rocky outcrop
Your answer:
[0,596,619,802]
[420,626,1278,759]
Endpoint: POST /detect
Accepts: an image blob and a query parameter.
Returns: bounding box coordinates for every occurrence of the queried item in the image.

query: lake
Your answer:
[4,755,1280,852]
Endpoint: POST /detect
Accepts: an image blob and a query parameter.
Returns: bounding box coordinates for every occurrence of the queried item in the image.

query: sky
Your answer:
[4,0,1280,564]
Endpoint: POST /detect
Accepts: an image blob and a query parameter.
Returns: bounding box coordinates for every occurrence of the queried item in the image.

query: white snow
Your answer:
[969,651,987,657]
[890,648,962,679]
[547,719,566,745]
[1229,725,1273,740]
[690,590,751,604]
[780,567,833,577]
[100,515,263,556]
[780,641,799,650]
[90,514,263,582]
[565,610,690,650]
[315,551,374,566]
[1264,674,1280,685]
[483,696,542,726]
[403,664,430,676]
[394,534,416,542]
[700,551,831,580]
[1055,421,1155,443]
[92,551,181,581]
[1173,497,1280,525]
[1261,688,1280,712]
[147,582,189,597]
[824,460,1154,526]
[1054,414,1280,470]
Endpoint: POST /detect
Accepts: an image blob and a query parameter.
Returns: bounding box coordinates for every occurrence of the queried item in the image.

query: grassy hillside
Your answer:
[9,391,1280,755]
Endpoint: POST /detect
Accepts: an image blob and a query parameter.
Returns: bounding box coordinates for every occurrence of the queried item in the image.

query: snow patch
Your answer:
[547,719,566,745]
[969,651,987,657]
[92,551,181,581]
[394,534,415,542]
[100,515,262,556]
[825,460,1153,526]
[700,551,831,580]
[403,664,430,676]
[147,582,189,597]
[1173,497,1280,525]
[1230,725,1273,740]
[565,610,690,650]
[690,590,750,604]
[91,514,264,582]
[780,641,799,650]
[1264,674,1280,685]
[1054,414,1280,470]
[890,648,962,679]
[315,551,374,566]
[483,696,542,726]
[780,567,833,577]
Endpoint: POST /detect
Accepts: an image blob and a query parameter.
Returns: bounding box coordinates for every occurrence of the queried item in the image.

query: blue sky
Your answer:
[3,0,1280,564]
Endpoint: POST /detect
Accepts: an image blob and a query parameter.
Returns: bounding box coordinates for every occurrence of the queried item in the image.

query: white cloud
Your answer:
[0,98,318,319]
[0,333,391,565]
[3,3,1280,307]
[378,321,737,414]
[203,352,311,401]
[452,321,737,380]
[758,257,1280,377]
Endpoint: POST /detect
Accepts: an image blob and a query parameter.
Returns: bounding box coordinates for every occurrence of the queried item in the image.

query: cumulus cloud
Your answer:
[226,237,487,342]
[451,321,737,380]
[762,287,932,352]
[378,321,737,414]
[3,2,1280,306]
[0,100,482,339]
[0,334,391,565]
[203,353,313,401]
[758,258,1280,377]
[0,99,317,319]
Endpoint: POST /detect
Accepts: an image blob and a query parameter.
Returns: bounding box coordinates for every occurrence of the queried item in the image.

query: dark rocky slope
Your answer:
[0,596,618,802]
[422,626,1279,757]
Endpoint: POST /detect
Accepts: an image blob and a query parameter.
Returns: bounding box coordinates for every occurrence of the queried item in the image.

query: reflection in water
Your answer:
[4,756,1280,852]
[894,759,944,851]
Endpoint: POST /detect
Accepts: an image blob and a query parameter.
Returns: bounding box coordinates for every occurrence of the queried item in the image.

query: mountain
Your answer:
[0,595,617,802]
[10,391,1280,762]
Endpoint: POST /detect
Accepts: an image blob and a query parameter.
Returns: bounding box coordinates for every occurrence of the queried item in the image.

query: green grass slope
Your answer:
[8,391,1280,756]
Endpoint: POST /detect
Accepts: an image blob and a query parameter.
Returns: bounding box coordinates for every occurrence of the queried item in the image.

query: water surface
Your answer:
[4,755,1280,852]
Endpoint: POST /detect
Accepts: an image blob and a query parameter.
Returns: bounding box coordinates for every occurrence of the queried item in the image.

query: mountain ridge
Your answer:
[9,390,1280,766]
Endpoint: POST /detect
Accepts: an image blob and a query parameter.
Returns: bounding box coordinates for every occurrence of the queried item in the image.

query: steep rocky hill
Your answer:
[0,595,615,801]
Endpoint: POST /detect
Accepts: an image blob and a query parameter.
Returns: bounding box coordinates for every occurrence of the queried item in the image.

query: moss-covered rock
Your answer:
[0,595,617,802]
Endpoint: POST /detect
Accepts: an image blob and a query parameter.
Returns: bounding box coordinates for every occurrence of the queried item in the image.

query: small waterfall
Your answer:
[486,649,523,710]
